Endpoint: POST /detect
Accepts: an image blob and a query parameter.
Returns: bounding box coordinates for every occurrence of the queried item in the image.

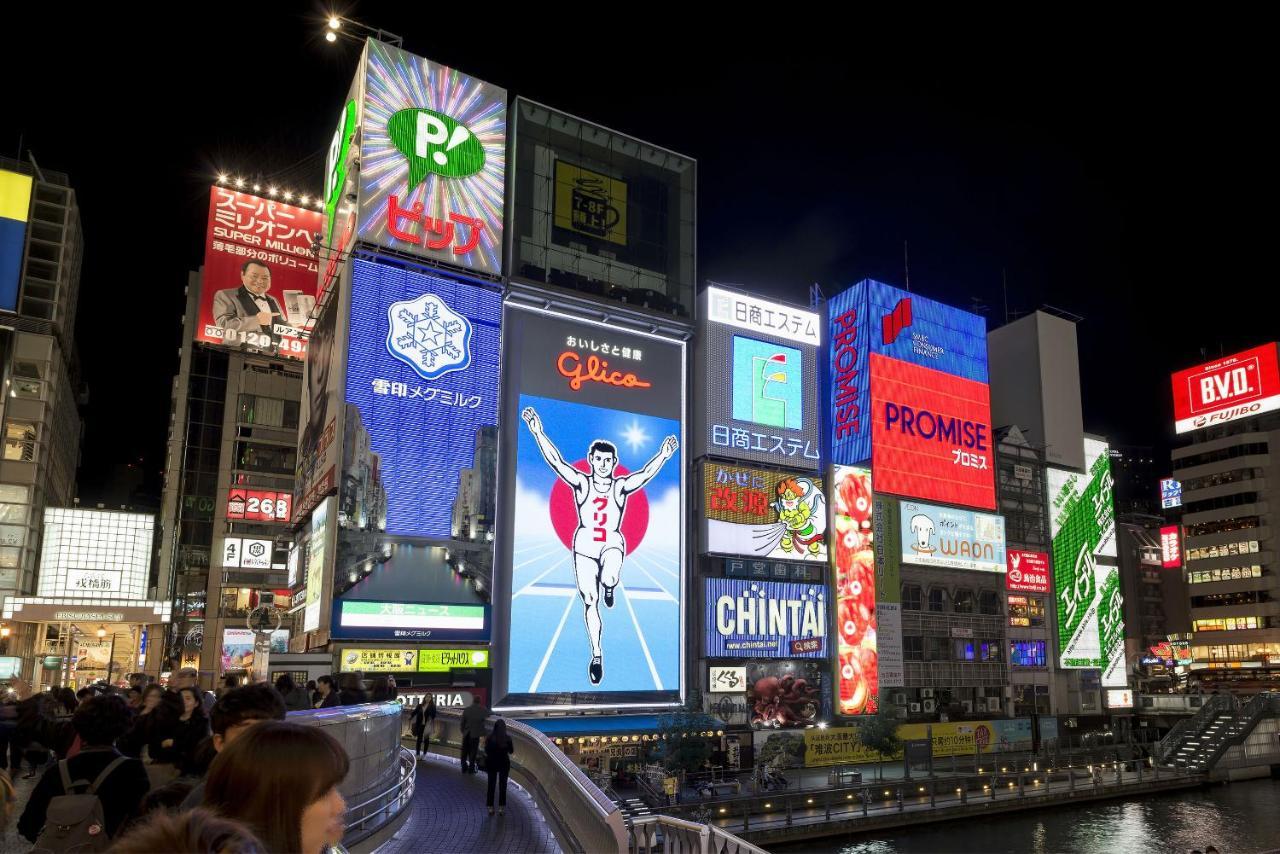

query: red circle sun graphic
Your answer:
[549,461,650,555]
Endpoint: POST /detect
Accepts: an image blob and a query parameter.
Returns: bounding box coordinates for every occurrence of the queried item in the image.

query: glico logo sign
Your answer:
[556,351,653,392]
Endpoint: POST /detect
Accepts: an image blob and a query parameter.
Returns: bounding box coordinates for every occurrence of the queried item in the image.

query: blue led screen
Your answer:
[828,279,989,466]
[346,258,501,537]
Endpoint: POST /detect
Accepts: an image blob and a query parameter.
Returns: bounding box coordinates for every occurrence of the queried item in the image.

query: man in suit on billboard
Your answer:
[212,260,283,346]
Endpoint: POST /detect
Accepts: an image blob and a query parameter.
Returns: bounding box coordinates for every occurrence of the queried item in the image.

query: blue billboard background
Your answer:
[828,279,989,466]
[346,259,501,537]
[705,578,827,658]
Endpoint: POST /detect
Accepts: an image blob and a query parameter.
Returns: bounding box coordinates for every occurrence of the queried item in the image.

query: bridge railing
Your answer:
[628,815,769,854]
[1154,694,1235,764]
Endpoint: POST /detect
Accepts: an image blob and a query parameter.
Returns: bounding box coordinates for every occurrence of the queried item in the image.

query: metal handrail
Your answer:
[1155,694,1235,764]
[628,815,768,854]
[343,747,417,842]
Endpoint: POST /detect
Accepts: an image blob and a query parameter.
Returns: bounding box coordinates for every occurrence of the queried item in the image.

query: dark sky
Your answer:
[3,6,1273,502]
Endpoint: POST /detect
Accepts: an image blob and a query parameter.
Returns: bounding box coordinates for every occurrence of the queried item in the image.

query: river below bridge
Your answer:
[773,777,1280,854]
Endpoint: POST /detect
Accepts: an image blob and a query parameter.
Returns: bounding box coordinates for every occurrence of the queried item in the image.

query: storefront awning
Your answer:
[519,714,726,737]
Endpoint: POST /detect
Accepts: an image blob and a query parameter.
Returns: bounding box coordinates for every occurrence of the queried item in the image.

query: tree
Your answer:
[855,708,902,781]
[655,689,718,776]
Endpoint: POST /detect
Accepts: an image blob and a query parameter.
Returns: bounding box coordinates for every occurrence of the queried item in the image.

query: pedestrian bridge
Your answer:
[1154,691,1280,780]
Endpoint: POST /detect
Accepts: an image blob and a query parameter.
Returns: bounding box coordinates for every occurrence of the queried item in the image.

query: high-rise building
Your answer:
[1110,445,1160,516]
[0,157,85,666]
[1116,514,1189,692]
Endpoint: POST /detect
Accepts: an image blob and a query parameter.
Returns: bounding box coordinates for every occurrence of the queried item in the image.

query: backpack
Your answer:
[31,756,127,854]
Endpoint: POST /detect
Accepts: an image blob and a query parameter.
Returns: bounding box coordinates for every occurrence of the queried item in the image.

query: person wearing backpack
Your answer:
[17,693,150,850]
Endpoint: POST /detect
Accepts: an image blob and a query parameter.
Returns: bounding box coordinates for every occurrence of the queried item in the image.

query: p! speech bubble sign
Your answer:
[388,108,485,189]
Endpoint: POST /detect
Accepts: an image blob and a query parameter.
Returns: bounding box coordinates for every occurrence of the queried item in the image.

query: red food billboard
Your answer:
[831,466,878,716]
[1171,343,1280,434]
[1006,549,1050,593]
[1160,525,1182,568]
[869,353,996,510]
[198,188,324,360]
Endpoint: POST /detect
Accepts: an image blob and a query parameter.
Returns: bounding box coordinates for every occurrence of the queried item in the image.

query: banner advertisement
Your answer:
[221,629,289,672]
[1171,343,1280,434]
[1049,439,1125,685]
[744,660,830,728]
[722,558,822,583]
[704,693,752,727]
[226,490,291,523]
[872,497,904,691]
[828,279,990,467]
[709,666,748,692]
[0,168,33,312]
[295,268,347,521]
[343,258,501,538]
[755,719,1033,768]
[1006,549,1050,593]
[831,466,878,716]
[900,500,1006,573]
[357,41,507,275]
[331,601,489,642]
[703,463,827,563]
[702,287,821,469]
[198,188,322,359]
[1160,526,1182,568]
[1160,478,1182,509]
[418,648,490,671]
[1105,688,1134,709]
[704,578,826,658]
[303,498,332,633]
[338,648,419,672]
[497,303,684,708]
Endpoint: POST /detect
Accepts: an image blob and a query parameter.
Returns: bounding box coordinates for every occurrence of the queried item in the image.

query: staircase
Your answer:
[1155,692,1277,773]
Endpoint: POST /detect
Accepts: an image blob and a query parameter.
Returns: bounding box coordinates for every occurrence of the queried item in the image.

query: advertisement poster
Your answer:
[554,160,627,245]
[755,719,1034,768]
[870,354,996,510]
[1006,550,1050,593]
[226,490,290,523]
[197,188,322,359]
[343,258,501,538]
[303,498,332,633]
[702,287,821,469]
[497,304,684,707]
[1171,343,1280,434]
[338,648,419,672]
[829,279,990,467]
[900,500,1006,573]
[295,273,345,521]
[705,579,826,658]
[1161,526,1182,568]
[872,497,904,691]
[744,660,829,729]
[221,629,288,672]
[357,41,506,275]
[0,168,33,312]
[831,466,878,715]
[703,463,828,563]
[1049,439,1125,685]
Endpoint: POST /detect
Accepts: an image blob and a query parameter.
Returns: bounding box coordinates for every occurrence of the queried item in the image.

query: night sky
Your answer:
[3,6,1273,503]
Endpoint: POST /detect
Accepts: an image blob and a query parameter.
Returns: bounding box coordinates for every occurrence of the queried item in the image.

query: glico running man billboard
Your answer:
[699,286,821,469]
[1170,343,1280,434]
[342,258,501,538]
[703,464,828,564]
[198,188,324,359]
[1048,438,1125,686]
[495,303,685,709]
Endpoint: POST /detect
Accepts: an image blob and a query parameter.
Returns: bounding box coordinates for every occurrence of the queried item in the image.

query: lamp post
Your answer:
[0,624,10,656]
[323,15,403,47]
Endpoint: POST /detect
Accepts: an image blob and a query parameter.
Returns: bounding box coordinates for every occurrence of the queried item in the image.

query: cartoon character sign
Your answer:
[773,477,827,556]
[704,466,829,563]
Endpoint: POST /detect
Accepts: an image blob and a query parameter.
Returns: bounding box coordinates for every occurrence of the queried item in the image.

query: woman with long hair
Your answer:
[483,718,515,816]
[203,720,349,854]
[173,686,212,775]
[122,683,181,788]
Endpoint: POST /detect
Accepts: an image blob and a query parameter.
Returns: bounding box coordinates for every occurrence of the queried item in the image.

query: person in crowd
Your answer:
[125,687,143,709]
[314,675,340,709]
[0,765,14,833]
[371,675,398,703]
[306,680,319,707]
[14,689,60,778]
[122,684,182,788]
[218,674,241,698]
[336,672,368,706]
[410,696,437,760]
[17,694,150,844]
[275,673,311,712]
[110,807,265,854]
[74,687,96,706]
[179,683,287,810]
[170,667,216,714]
[484,718,515,816]
[460,694,487,774]
[203,721,349,854]
[53,687,77,717]
[173,686,212,775]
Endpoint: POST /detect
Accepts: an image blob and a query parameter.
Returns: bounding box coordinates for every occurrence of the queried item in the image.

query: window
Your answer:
[924,637,949,661]
[0,485,29,504]
[3,422,38,461]
[902,585,922,611]
[954,640,1002,662]
[1008,595,1031,627]
[1186,516,1259,538]
[953,589,975,614]
[1010,640,1047,666]
[235,442,296,475]
[1188,565,1263,584]
[979,590,1002,615]
[12,378,43,400]
[238,396,300,430]
[928,588,948,613]
[904,636,924,661]
[1182,468,1262,491]
[1186,541,1259,562]
[1194,616,1263,632]
[0,525,24,548]
[1173,442,1268,470]
[1182,492,1259,515]
[1191,591,1269,608]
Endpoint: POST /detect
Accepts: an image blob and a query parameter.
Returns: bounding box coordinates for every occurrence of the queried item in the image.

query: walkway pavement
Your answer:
[374,752,561,854]
[1,768,39,854]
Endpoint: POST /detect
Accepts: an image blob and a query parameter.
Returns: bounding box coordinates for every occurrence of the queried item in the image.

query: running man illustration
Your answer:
[522,406,679,685]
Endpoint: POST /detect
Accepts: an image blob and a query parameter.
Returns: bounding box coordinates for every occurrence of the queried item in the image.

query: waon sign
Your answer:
[227,490,291,522]
[1006,549,1050,594]
[1171,343,1280,434]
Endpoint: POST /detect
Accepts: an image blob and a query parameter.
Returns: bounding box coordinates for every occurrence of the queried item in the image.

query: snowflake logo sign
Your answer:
[385,293,473,380]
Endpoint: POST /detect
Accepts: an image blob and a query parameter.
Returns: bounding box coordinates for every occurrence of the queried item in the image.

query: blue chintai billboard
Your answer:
[828,279,989,466]
[343,258,501,538]
[705,578,827,658]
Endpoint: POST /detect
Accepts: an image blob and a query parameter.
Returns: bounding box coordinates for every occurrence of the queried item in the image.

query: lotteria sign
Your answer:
[1171,343,1280,434]
[828,279,989,468]
[704,578,827,658]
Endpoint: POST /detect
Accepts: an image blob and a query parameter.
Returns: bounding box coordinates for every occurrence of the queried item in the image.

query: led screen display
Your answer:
[704,578,826,658]
[1171,343,1280,434]
[703,463,827,563]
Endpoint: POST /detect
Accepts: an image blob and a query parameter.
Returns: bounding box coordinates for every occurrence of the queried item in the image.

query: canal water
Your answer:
[774,778,1280,854]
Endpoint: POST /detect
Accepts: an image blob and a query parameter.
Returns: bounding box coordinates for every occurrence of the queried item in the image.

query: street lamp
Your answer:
[321,15,403,47]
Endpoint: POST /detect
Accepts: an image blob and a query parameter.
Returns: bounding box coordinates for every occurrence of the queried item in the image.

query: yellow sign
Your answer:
[554,161,627,246]
[417,649,490,672]
[338,649,418,673]
[801,721,1001,767]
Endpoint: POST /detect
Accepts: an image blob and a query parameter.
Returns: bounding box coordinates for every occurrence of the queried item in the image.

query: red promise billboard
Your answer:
[869,353,996,510]
[1171,343,1280,434]
[1006,549,1050,593]
[198,188,324,360]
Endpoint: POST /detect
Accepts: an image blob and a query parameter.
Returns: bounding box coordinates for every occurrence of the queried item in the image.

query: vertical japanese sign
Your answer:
[495,304,685,709]
[703,464,828,564]
[343,258,501,537]
[701,286,822,469]
[871,496,903,693]
[358,41,506,275]
[1160,525,1182,568]
[303,497,333,633]
[831,466,878,715]
[295,263,348,521]
[0,168,33,313]
[197,188,323,359]
[1048,438,1125,686]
